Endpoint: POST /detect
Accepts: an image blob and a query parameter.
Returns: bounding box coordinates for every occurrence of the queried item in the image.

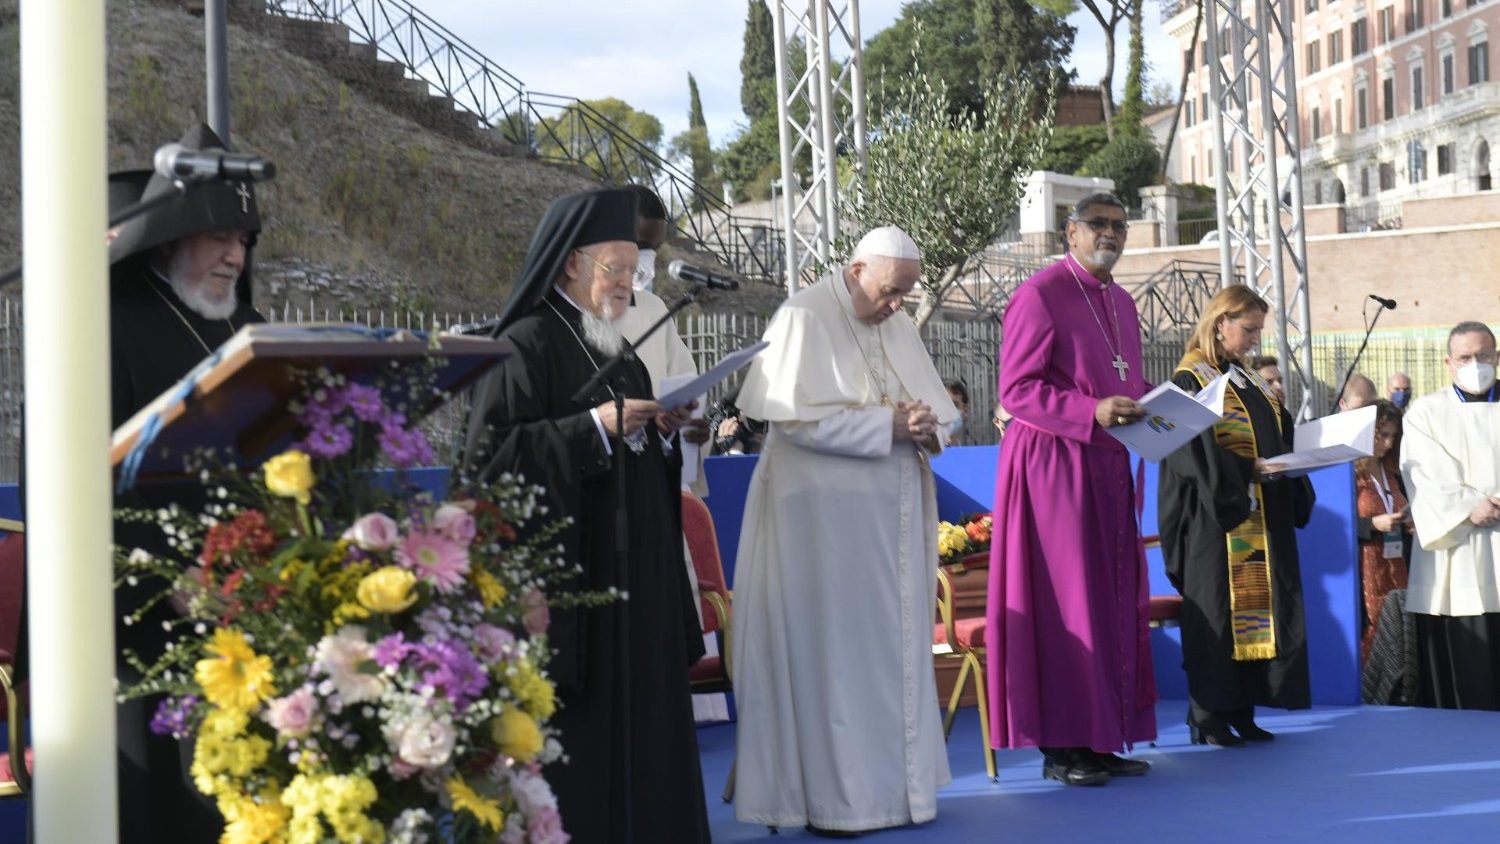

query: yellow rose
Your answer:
[264,450,315,505]
[356,566,419,614]
[491,708,544,762]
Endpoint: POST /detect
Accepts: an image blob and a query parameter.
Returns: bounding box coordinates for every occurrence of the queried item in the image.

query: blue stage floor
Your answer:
[699,701,1500,843]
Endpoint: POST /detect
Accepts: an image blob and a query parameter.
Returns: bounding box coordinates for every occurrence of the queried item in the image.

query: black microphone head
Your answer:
[253,159,276,181]
[1369,294,1397,309]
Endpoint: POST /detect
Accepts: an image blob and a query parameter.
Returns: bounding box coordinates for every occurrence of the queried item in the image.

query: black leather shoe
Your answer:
[1230,719,1275,742]
[805,824,863,838]
[1092,752,1150,776]
[1042,751,1111,786]
[1189,723,1246,747]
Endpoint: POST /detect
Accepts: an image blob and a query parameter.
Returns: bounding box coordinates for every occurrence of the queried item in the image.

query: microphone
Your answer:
[668,259,739,291]
[1368,294,1397,309]
[153,143,277,182]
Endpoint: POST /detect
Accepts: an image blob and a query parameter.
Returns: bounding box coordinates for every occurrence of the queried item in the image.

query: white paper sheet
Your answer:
[1269,404,1378,476]
[659,372,707,488]
[1107,374,1229,462]
[656,341,770,408]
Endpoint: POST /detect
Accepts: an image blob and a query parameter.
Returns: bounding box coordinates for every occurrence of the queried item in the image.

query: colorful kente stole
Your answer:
[1177,349,1284,661]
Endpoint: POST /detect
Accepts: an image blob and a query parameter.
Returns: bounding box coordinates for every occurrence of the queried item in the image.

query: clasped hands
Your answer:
[894,400,939,445]
[595,398,707,442]
[1371,507,1414,534]
[1470,496,1500,529]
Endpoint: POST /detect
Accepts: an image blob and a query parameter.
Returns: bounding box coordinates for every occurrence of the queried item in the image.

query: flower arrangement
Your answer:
[937,512,994,567]
[117,365,602,844]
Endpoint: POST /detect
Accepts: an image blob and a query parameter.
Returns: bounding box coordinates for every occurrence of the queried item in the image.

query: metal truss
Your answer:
[770,0,867,293]
[1202,0,1316,420]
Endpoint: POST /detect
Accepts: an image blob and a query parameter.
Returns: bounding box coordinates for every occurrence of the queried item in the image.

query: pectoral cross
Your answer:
[1112,354,1130,381]
[235,182,252,214]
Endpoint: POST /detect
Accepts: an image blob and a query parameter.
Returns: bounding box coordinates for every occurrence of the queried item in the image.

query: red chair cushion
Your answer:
[932,617,987,650]
[689,655,726,684]
[0,746,32,784]
[1149,594,1183,622]
[681,493,730,635]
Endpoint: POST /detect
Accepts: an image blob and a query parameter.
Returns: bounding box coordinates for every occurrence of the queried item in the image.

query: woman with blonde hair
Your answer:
[1158,285,1315,746]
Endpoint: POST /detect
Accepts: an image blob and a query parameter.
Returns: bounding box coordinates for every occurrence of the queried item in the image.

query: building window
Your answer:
[1311,106,1322,141]
[1470,41,1491,84]
[1330,31,1345,64]
[1383,76,1396,119]
[1307,0,1319,11]
[1357,86,1369,128]
[1200,41,1209,66]
[1335,98,1345,132]
[1379,161,1396,190]
[1438,143,1454,174]
[1412,65,1425,110]
[1409,142,1428,183]
[1444,53,1456,94]
[1361,166,1371,196]
[1307,40,1322,74]
[1191,155,1197,183]
[1405,0,1425,31]
[1443,0,1454,16]
[1378,7,1395,44]
[1201,92,1209,119]
[1353,19,1370,55]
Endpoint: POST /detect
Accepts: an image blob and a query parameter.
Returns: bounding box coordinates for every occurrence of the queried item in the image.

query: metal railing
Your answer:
[262,0,782,283]
[1345,200,1404,232]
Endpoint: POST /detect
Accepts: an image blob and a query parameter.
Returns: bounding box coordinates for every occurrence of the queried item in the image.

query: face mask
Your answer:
[1455,361,1497,394]
[1389,389,1410,408]
[633,249,656,292]
[946,417,965,438]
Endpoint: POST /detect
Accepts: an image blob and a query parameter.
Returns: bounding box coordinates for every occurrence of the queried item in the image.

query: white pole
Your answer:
[20,1,120,841]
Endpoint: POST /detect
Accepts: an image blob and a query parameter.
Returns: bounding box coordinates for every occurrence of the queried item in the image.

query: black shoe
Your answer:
[805,824,863,838]
[1041,750,1111,786]
[1092,751,1150,776]
[1229,719,1275,742]
[1188,723,1246,747]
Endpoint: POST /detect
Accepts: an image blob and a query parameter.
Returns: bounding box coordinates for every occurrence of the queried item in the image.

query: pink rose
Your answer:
[432,503,477,546]
[522,588,550,635]
[345,512,400,552]
[263,686,318,738]
[473,623,517,664]
[527,806,568,844]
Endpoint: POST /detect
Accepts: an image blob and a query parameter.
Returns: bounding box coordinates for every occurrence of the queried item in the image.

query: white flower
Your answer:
[508,766,559,814]
[391,809,433,844]
[389,712,456,769]
[343,512,401,552]
[313,626,386,704]
[263,686,319,738]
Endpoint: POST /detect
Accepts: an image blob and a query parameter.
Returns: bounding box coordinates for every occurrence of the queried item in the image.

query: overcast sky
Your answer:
[413,1,1180,147]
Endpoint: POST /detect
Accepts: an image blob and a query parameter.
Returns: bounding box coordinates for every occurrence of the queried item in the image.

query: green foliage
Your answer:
[864,0,1073,122]
[536,97,664,178]
[674,74,723,208]
[1117,0,1148,135]
[124,52,174,139]
[740,0,777,121]
[841,25,1058,294]
[1035,123,1109,174]
[1079,133,1160,208]
[716,116,782,202]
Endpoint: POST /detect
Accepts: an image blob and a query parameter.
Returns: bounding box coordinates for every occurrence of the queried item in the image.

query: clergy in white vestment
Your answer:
[731,225,957,835]
[1400,320,1500,710]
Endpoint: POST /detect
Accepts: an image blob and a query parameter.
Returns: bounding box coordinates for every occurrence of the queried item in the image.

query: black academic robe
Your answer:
[468,290,709,844]
[109,262,264,844]
[1158,361,1316,714]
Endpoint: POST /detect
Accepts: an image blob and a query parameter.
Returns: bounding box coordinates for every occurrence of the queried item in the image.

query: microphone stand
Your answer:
[566,280,706,844]
[0,180,190,289]
[1332,298,1388,410]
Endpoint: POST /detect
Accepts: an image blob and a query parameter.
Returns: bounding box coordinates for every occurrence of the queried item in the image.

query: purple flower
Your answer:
[379,424,435,469]
[373,632,411,669]
[345,383,385,422]
[304,423,354,459]
[472,623,516,664]
[149,694,199,737]
[411,639,488,708]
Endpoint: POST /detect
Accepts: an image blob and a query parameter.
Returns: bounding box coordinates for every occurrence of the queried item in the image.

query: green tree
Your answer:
[669,74,723,209]
[536,97,664,180]
[1080,132,1160,208]
[863,0,1073,122]
[1036,123,1110,174]
[1116,0,1147,134]
[840,26,1058,326]
[1160,0,1204,181]
[716,116,783,202]
[740,0,777,122]
[1036,0,1131,138]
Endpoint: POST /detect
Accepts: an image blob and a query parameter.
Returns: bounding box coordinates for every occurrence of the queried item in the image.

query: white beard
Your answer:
[167,252,237,320]
[581,306,625,356]
[1090,248,1121,271]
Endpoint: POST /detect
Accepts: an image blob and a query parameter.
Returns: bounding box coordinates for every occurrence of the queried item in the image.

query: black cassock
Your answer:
[1158,362,1315,716]
[110,263,263,844]
[468,290,710,844]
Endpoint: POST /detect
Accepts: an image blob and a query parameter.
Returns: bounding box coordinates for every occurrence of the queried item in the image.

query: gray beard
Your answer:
[1089,248,1121,271]
[166,254,237,320]
[580,307,625,356]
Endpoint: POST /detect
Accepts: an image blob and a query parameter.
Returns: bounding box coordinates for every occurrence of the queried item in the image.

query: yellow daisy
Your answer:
[195,628,276,712]
[447,776,505,832]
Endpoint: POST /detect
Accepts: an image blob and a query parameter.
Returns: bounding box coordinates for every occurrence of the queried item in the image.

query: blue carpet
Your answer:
[699,701,1500,842]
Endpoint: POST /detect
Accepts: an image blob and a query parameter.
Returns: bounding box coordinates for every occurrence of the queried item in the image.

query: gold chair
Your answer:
[0,517,30,798]
[934,556,997,781]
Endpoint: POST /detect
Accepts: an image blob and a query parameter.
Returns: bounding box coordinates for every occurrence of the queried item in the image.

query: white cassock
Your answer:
[731,269,957,831]
[1401,389,1500,615]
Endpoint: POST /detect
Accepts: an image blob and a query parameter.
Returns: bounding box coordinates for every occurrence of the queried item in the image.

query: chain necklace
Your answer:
[1064,253,1130,382]
[146,273,237,355]
[544,298,648,454]
[837,287,896,407]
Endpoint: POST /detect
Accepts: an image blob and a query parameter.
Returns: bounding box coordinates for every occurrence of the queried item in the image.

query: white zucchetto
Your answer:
[851,225,921,262]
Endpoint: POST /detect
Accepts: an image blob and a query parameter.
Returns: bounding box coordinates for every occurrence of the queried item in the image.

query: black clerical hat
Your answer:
[108,124,262,265]
[487,187,639,336]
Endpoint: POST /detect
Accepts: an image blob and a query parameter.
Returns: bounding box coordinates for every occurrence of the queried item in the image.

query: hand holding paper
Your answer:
[1106,374,1229,462]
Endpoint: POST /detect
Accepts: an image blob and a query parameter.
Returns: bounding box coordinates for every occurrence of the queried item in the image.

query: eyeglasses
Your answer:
[1072,217,1130,235]
[576,249,634,280]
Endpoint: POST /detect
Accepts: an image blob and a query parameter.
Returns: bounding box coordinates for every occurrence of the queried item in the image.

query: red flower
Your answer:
[199,510,276,569]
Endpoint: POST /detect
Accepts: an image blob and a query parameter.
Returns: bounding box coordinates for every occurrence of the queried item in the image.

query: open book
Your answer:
[1107,374,1229,462]
[1267,404,1378,477]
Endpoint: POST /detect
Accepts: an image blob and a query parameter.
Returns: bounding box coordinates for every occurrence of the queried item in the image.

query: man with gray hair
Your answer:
[731,225,957,835]
[1400,320,1500,710]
